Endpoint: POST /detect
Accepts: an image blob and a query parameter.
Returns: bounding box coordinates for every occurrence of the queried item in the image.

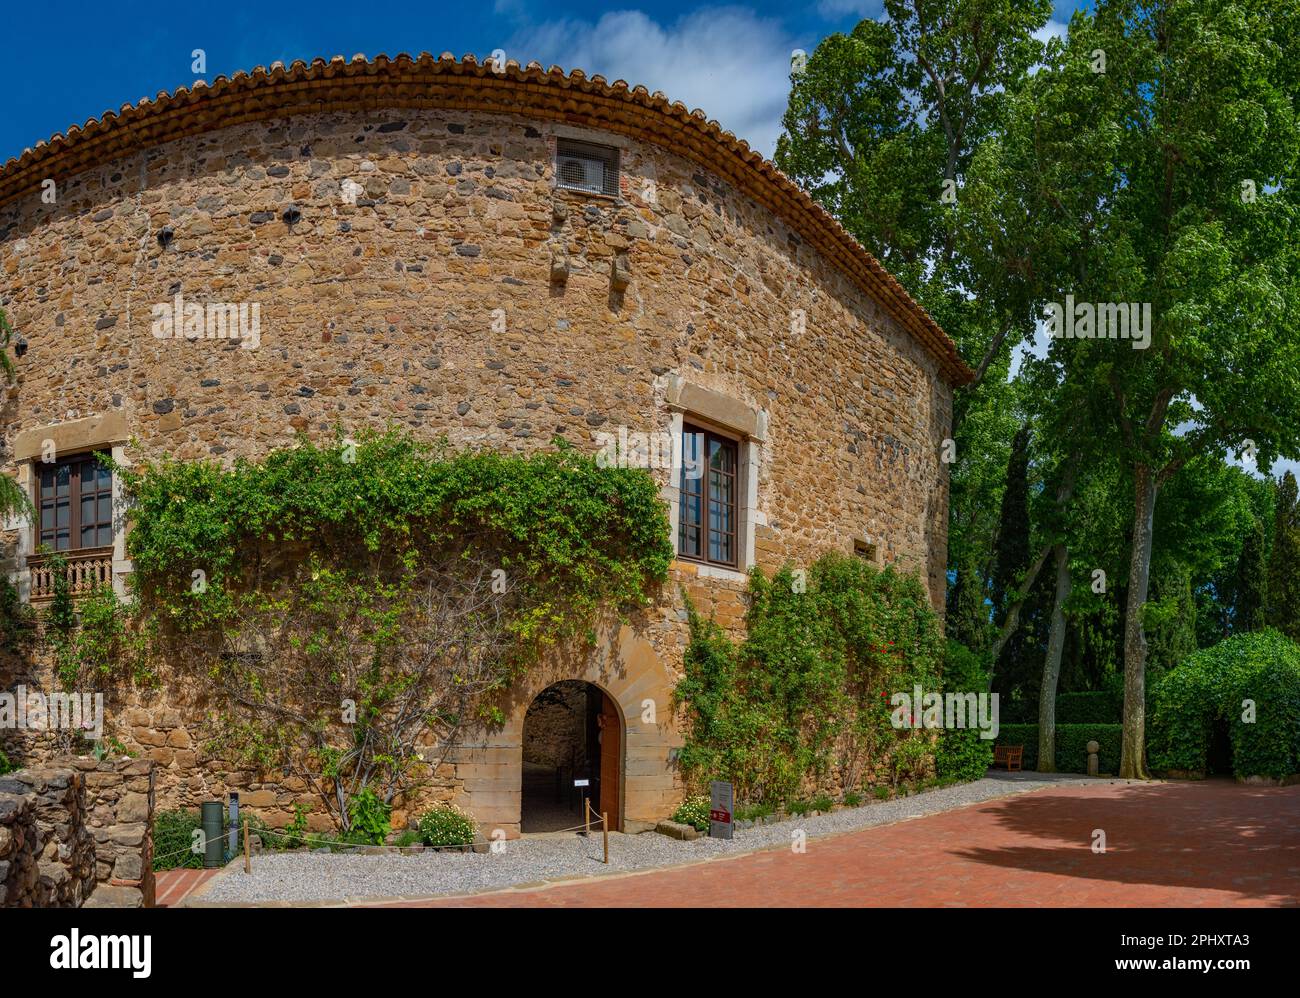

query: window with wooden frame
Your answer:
[37,453,113,552]
[678,424,738,569]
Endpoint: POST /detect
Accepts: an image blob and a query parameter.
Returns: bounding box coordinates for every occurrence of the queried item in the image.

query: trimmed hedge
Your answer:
[1056,690,1122,724]
[1149,629,1300,779]
[1000,690,1122,725]
[995,724,1122,774]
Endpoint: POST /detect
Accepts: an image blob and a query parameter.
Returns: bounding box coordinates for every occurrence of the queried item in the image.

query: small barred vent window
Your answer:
[556,138,620,197]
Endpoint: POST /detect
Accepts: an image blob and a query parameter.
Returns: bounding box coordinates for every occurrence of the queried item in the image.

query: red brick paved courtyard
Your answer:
[380,780,1300,907]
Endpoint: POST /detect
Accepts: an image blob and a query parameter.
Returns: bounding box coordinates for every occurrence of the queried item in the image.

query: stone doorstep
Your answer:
[653,820,698,841]
[83,884,144,908]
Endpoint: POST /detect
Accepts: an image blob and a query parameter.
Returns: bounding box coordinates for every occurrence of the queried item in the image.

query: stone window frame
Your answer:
[663,378,767,584]
[35,452,115,553]
[5,412,132,601]
[549,125,630,204]
[555,137,621,199]
[853,535,885,567]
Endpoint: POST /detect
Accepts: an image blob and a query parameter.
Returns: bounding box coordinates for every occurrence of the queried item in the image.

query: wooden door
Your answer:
[597,691,621,831]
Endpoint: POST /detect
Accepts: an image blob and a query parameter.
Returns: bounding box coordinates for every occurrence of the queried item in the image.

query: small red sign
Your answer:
[710,809,731,824]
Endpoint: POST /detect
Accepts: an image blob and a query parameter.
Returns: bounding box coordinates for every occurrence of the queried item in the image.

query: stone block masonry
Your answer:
[0,766,95,907]
[0,56,967,836]
[70,755,156,907]
[0,756,154,908]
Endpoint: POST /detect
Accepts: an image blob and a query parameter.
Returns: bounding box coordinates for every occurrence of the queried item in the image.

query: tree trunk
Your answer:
[987,544,1053,689]
[1120,466,1158,779]
[1037,543,1071,772]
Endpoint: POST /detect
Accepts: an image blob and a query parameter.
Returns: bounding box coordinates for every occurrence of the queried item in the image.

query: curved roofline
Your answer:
[0,52,972,385]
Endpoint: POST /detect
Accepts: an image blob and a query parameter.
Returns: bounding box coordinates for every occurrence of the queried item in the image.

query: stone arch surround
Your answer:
[449,625,679,837]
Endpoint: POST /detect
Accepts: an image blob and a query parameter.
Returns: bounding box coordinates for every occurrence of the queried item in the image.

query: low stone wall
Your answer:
[0,793,39,905]
[0,766,95,907]
[0,756,154,908]
[67,756,156,908]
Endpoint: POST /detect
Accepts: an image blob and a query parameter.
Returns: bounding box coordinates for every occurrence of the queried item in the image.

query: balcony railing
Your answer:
[27,547,115,602]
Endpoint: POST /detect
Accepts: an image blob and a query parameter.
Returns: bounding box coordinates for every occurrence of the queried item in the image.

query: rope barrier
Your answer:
[155,808,615,873]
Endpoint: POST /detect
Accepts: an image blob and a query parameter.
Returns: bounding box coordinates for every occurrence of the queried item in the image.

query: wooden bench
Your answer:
[993,744,1024,771]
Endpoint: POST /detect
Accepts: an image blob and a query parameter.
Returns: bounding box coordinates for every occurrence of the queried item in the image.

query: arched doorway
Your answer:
[520,680,622,833]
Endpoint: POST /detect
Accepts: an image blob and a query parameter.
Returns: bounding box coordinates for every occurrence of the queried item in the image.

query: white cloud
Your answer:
[504,7,798,158]
[816,0,883,18]
[1034,19,1069,46]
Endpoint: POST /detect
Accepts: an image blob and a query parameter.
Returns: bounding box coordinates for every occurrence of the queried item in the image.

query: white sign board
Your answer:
[709,780,734,840]
[574,779,590,787]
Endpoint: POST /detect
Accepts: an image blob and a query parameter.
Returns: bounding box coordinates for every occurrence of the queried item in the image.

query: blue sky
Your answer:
[0,0,1082,165]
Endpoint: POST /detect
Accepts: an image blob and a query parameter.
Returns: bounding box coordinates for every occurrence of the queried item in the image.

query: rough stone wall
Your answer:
[522,681,589,770]
[66,755,156,907]
[0,791,39,905]
[0,765,95,907]
[0,105,954,827]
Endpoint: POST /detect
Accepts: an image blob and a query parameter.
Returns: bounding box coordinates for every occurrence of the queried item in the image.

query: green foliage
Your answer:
[120,430,672,632]
[44,552,78,691]
[671,794,710,832]
[1149,630,1300,779]
[0,310,34,526]
[417,802,477,847]
[346,787,392,845]
[277,805,309,850]
[936,728,994,783]
[1056,691,1121,725]
[1233,517,1269,633]
[991,425,1032,615]
[842,792,862,808]
[996,724,1123,774]
[1143,564,1198,685]
[41,561,146,693]
[935,640,995,781]
[108,430,670,833]
[946,559,989,652]
[151,809,204,871]
[676,554,945,806]
[1268,473,1300,641]
[0,577,35,654]
[0,749,12,775]
[735,801,774,821]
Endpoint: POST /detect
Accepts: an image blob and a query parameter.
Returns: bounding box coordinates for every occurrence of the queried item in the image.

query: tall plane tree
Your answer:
[1002,1,1300,776]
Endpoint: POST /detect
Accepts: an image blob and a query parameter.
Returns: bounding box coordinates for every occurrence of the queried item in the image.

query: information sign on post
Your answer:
[709,780,734,839]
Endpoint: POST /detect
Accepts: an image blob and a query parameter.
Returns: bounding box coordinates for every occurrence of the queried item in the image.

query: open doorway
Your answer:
[520,680,622,833]
[1207,717,1233,776]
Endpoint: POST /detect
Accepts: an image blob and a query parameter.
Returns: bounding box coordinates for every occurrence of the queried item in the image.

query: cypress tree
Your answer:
[1233,517,1268,632]
[948,559,989,651]
[1268,472,1300,640]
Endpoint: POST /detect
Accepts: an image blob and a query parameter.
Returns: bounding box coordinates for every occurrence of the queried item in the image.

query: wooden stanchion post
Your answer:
[584,797,591,837]
[243,818,251,874]
[602,812,609,864]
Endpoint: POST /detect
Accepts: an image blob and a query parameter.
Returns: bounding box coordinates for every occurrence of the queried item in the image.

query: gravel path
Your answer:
[194,772,1129,904]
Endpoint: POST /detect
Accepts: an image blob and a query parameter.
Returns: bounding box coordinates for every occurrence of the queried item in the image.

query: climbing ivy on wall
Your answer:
[675,555,953,806]
[109,430,672,832]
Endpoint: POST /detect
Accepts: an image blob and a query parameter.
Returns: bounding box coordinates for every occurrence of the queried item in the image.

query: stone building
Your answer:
[0,54,970,836]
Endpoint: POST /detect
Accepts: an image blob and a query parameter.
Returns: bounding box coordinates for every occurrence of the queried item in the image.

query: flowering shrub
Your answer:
[671,794,711,832]
[418,802,479,847]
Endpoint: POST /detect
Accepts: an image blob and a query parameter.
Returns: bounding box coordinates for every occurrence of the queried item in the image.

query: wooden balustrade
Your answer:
[26,547,115,602]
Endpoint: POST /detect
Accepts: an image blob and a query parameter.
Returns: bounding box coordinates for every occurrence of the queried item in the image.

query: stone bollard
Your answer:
[1087,740,1100,777]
